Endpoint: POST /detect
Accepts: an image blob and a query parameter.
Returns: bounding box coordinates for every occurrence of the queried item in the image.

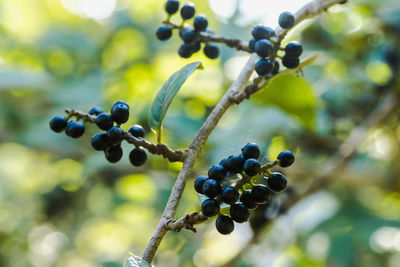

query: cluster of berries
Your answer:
[250,11,303,76]
[49,100,148,167]
[194,143,295,235]
[156,0,219,59]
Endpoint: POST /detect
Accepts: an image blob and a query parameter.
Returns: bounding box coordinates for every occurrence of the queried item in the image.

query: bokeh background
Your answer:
[0,0,399,266]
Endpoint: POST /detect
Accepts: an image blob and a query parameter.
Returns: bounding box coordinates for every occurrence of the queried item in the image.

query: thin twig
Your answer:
[65,109,187,162]
[141,0,347,263]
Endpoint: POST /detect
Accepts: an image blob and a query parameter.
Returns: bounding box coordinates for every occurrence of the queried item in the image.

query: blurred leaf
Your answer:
[124,254,152,267]
[252,73,317,129]
[148,62,202,143]
[278,56,318,76]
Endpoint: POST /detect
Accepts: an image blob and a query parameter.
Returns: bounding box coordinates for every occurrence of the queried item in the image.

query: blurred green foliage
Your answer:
[0,0,400,266]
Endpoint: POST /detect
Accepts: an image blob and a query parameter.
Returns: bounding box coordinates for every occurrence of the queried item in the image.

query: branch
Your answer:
[221,90,399,267]
[65,109,187,162]
[141,0,347,263]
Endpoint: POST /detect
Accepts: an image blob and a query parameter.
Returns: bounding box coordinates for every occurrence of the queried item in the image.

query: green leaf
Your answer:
[124,254,152,267]
[252,73,317,129]
[149,62,202,143]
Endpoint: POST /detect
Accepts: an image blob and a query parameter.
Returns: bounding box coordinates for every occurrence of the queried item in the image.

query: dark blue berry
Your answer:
[107,126,124,143]
[219,158,230,170]
[203,43,219,59]
[178,43,193,58]
[194,176,208,194]
[202,179,222,198]
[282,55,299,69]
[129,147,147,166]
[230,203,249,223]
[251,185,271,203]
[215,215,234,235]
[165,0,179,15]
[272,59,280,75]
[267,172,287,192]
[285,41,303,57]
[96,112,113,130]
[255,58,273,76]
[104,144,123,163]
[88,107,104,115]
[193,15,208,31]
[180,3,195,20]
[249,38,256,52]
[255,39,274,58]
[201,198,220,217]
[111,103,129,124]
[156,25,172,41]
[243,158,261,176]
[65,120,85,138]
[208,165,227,181]
[240,190,258,209]
[128,124,145,138]
[49,116,67,133]
[91,133,110,151]
[251,25,275,40]
[190,41,201,53]
[181,28,197,43]
[242,143,260,159]
[227,155,245,173]
[277,150,295,167]
[221,186,239,205]
[278,11,295,29]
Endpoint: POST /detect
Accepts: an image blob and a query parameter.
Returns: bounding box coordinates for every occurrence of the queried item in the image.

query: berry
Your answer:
[91,133,110,151]
[221,186,239,205]
[165,0,179,15]
[204,43,219,59]
[104,145,123,163]
[156,25,172,41]
[285,41,303,57]
[242,143,260,159]
[215,215,234,235]
[194,176,208,194]
[129,147,147,167]
[219,158,230,170]
[255,39,274,58]
[49,116,67,133]
[178,43,193,58]
[240,190,258,209]
[277,150,295,167]
[255,58,273,76]
[128,124,145,138]
[267,172,287,192]
[111,103,129,124]
[65,120,85,138]
[230,203,249,223]
[272,59,280,75]
[251,185,271,203]
[201,198,220,217]
[88,107,103,115]
[194,15,208,31]
[190,41,201,53]
[112,100,128,107]
[96,113,113,130]
[249,38,256,52]
[180,3,195,20]
[181,28,197,43]
[202,179,222,198]
[227,155,245,173]
[208,165,227,181]
[251,25,275,40]
[243,158,261,176]
[107,126,125,143]
[282,55,300,69]
[278,11,295,29]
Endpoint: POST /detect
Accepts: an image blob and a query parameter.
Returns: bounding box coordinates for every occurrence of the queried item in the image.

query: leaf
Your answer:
[124,254,152,267]
[149,62,202,143]
[277,55,317,77]
[252,73,317,129]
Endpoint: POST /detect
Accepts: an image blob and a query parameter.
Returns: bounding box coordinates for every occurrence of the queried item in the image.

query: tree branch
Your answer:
[65,109,187,162]
[141,0,347,263]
